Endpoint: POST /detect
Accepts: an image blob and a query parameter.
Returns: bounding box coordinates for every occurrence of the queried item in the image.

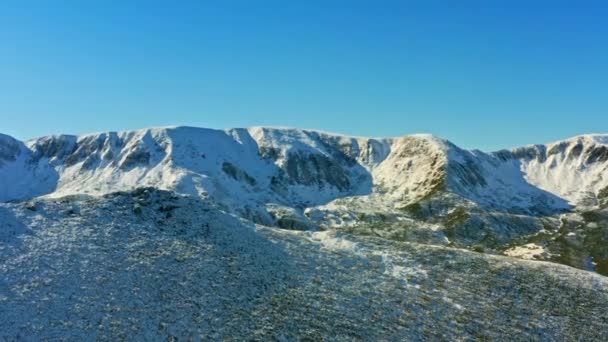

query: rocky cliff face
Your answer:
[0,134,22,167]
[1,126,608,274]
[510,135,608,206]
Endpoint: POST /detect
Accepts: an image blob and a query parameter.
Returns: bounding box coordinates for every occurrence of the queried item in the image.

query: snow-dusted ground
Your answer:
[1,189,608,340]
[504,243,549,260]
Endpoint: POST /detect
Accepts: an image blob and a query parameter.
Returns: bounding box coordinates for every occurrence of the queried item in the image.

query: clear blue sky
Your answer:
[1,1,606,150]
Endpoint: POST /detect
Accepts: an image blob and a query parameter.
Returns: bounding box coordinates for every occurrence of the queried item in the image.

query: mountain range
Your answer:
[1,126,608,339]
[2,126,608,271]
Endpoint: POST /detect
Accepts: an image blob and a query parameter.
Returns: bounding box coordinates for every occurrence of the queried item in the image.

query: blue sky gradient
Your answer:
[1,1,606,150]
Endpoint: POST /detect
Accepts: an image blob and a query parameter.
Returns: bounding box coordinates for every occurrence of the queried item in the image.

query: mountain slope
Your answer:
[1,189,607,340]
[1,126,608,272]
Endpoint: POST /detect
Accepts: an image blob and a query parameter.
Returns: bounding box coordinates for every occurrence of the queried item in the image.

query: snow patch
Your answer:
[310,231,360,252]
[504,243,547,260]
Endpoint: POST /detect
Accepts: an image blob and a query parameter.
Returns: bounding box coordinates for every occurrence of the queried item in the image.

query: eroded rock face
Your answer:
[586,145,608,164]
[598,186,608,208]
[283,151,352,191]
[357,139,391,165]
[0,134,22,166]
[120,149,151,170]
[373,136,448,204]
[511,145,547,162]
[64,133,125,169]
[25,133,126,173]
[252,129,381,196]
[259,146,281,160]
[316,134,360,167]
[222,161,256,186]
[65,135,106,166]
[511,139,608,166]
[26,131,168,173]
[29,135,77,164]
[568,142,584,159]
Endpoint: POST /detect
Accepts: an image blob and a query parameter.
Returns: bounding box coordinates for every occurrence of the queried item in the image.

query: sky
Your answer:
[0,1,607,151]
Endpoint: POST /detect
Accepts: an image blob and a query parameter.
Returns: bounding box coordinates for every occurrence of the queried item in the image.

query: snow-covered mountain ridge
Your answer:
[2,126,608,270]
[2,126,606,206]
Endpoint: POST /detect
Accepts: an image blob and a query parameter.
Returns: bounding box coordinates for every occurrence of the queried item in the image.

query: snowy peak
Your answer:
[1,127,607,213]
[248,126,393,167]
[504,135,608,206]
[0,127,386,206]
[509,134,608,164]
[554,134,608,147]
[372,135,448,204]
[0,133,60,202]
